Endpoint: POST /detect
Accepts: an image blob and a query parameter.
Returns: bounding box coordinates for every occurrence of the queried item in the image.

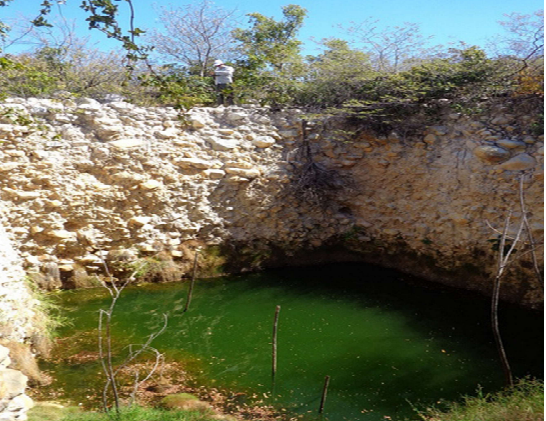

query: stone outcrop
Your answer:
[325,108,543,307]
[0,345,34,421]
[0,97,542,307]
[0,206,37,346]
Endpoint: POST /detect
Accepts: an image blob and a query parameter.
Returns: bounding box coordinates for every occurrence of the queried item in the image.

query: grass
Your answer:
[27,403,81,421]
[28,378,544,421]
[25,276,73,343]
[416,378,544,421]
[28,404,232,421]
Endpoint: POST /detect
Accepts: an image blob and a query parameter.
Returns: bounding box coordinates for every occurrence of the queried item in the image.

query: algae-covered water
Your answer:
[42,263,543,420]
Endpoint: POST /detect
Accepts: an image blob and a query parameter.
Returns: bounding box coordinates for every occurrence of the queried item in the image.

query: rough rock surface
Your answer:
[0,203,37,345]
[0,98,542,307]
[0,345,34,421]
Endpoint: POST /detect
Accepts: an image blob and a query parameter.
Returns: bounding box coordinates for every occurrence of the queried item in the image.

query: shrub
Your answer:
[415,378,544,421]
[0,47,129,99]
[136,71,216,109]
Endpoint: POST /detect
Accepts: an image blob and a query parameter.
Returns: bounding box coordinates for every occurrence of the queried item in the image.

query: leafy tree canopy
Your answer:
[233,4,307,72]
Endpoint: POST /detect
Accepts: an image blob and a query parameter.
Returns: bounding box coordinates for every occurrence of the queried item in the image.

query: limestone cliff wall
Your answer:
[306,105,543,307]
[0,202,37,345]
[0,345,34,421]
[0,97,542,307]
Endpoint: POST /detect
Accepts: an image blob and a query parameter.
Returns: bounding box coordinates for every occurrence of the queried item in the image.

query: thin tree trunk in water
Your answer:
[486,172,538,388]
[491,272,514,387]
[490,214,516,388]
[319,375,330,414]
[98,265,125,416]
[184,249,199,312]
[272,305,281,384]
[99,306,121,415]
[106,313,121,414]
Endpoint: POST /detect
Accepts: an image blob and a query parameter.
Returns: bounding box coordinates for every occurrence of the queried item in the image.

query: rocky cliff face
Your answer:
[0,97,542,307]
[0,206,37,345]
[0,345,34,421]
[0,221,36,421]
[322,105,543,307]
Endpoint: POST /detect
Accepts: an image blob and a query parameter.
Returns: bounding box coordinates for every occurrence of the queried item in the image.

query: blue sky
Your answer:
[1,0,542,55]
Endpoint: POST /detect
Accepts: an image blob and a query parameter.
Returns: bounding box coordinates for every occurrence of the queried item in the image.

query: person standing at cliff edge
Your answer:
[212,60,235,106]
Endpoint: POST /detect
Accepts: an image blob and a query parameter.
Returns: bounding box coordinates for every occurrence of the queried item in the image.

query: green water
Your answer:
[44,263,543,421]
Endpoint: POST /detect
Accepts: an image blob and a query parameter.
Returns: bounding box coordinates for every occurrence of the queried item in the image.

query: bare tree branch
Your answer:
[148,0,239,77]
[487,171,543,387]
[97,259,168,414]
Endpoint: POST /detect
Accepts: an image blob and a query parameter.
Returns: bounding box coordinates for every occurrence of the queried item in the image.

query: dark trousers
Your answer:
[216,83,234,106]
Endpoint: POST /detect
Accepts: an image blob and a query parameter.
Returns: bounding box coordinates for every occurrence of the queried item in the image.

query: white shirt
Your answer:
[214,65,234,84]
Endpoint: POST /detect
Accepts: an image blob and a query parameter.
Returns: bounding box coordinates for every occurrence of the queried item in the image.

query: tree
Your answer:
[0,1,213,107]
[494,10,544,62]
[297,38,375,107]
[341,18,438,73]
[405,46,503,100]
[233,4,307,72]
[97,260,168,415]
[1,8,84,54]
[488,10,544,95]
[147,0,239,77]
[231,4,307,106]
[0,0,150,66]
[0,9,131,99]
[0,11,131,99]
[486,172,544,387]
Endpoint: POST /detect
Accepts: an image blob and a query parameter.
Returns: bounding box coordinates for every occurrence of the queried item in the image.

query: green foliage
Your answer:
[0,2,542,126]
[404,47,507,99]
[233,4,307,72]
[79,0,151,65]
[24,277,71,340]
[28,404,223,421]
[304,46,526,135]
[0,46,129,99]
[0,47,214,107]
[138,69,216,109]
[198,246,228,277]
[27,404,81,421]
[342,225,364,241]
[0,56,13,69]
[415,378,544,421]
[530,113,544,135]
[235,69,302,108]
[0,1,150,65]
[0,54,58,97]
[0,107,35,126]
[125,254,183,284]
[359,46,501,104]
[0,20,9,40]
[296,38,377,107]
[232,4,307,107]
